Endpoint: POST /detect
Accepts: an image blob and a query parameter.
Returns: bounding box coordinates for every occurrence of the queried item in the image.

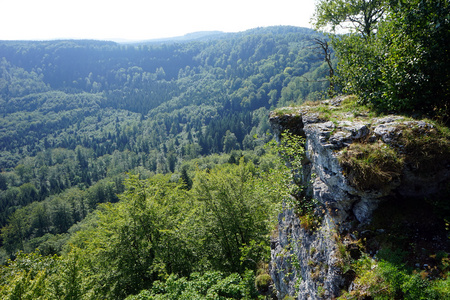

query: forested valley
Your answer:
[0,26,332,298]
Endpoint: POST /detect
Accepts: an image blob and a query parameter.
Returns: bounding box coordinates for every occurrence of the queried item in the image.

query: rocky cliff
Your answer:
[268,96,450,299]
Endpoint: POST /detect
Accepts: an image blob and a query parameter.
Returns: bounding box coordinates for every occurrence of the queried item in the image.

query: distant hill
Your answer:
[123,30,227,44]
[114,26,316,44]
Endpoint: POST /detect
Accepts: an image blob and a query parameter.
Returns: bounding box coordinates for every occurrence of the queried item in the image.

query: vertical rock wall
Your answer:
[268,98,450,299]
[270,210,343,299]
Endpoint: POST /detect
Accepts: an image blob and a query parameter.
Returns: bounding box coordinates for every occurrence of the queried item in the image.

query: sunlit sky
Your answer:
[1,0,316,42]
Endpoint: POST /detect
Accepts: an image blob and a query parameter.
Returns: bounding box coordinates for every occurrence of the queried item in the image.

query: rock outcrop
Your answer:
[268,96,450,299]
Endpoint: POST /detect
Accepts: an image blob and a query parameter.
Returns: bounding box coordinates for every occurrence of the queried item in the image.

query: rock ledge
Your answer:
[268,97,450,299]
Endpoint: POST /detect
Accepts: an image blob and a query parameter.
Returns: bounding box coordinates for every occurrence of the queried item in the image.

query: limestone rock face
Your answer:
[268,97,450,299]
[270,210,343,299]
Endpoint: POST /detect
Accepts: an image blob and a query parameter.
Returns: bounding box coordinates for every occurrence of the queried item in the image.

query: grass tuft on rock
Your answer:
[338,142,403,191]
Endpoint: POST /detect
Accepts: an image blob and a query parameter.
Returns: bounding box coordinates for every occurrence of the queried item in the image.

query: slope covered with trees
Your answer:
[0,26,333,297]
[0,158,292,299]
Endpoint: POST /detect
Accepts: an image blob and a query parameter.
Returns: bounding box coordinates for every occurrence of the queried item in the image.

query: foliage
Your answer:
[268,131,305,193]
[273,132,305,173]
[0,26,332,258]
[313,0,386,37]
[0,175,124,260]
[375,0,450,119]
[254,273,272,294]
[315,0,450,122]
[330,34,384,107]
[191,158,281,273]
[269,131,317,212]
[268,130,325,232]
[126,271,261,300]
[66,174,193,298]
[0,158,282,299]
[338,254,450,299]
[0,251,84,300]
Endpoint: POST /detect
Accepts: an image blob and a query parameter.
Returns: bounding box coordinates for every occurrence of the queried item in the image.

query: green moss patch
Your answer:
[338,142,403,191]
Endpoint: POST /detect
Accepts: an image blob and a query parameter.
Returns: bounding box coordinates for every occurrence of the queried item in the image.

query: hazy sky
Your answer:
[1,0,316,41]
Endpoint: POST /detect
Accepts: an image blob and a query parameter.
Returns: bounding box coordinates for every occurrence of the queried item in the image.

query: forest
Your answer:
[2,0,448,296]
[0,26,332,298]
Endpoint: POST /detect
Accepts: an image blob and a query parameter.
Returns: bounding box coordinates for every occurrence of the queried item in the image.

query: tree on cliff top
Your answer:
[313,0,386,38]
[313,0,450,123]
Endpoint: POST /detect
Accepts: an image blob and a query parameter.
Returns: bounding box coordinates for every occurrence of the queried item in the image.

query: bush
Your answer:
[331,1,450,122]
[126,271,261,300]
[255,273,272,294]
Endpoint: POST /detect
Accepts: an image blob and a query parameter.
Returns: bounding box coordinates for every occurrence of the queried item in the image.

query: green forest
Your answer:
[0,26,332,298]
[1,0,449,297]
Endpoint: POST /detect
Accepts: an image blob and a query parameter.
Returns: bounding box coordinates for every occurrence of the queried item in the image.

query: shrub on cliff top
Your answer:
[315,0,450,123]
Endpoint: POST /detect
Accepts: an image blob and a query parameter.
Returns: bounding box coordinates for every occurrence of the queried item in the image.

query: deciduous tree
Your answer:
[313,0,387,38]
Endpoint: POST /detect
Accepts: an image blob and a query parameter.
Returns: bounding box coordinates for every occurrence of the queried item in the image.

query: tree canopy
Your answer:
[0,158,288,299]
[313,0,450,122]
[313,0,386,37]
[0,26,332,299]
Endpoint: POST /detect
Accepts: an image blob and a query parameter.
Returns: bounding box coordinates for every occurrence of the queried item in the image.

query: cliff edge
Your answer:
[269,96,450,299]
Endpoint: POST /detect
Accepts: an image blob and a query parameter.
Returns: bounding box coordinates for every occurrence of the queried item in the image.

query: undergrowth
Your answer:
[337,192,450,299]
[302,95,376,122]
[338,252,450,299]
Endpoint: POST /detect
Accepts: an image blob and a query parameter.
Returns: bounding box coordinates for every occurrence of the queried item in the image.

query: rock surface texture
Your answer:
[268,96,450,299]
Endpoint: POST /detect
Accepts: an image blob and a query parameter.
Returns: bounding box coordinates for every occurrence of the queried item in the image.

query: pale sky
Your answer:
[0,0,317,41]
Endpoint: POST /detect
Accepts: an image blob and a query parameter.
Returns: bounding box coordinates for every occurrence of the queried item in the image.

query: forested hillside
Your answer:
[1,0,448,296]
[0,26,331,265]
